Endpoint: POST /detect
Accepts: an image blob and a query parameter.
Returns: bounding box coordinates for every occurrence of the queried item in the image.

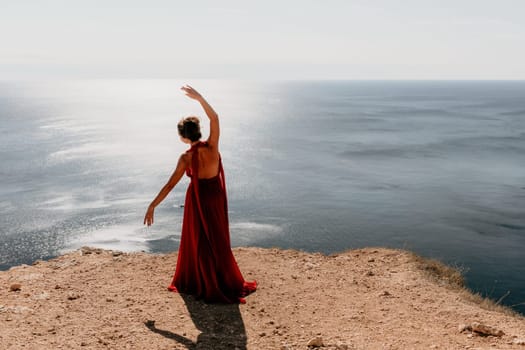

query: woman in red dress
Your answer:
[144,85,257,304]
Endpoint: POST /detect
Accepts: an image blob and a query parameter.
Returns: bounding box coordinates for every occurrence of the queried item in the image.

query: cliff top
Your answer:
[1,246,524,349]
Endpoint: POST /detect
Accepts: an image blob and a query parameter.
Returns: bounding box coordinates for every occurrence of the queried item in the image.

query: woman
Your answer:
[144,85,257,304]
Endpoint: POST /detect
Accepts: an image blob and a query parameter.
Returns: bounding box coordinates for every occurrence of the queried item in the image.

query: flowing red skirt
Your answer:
[168,143,256,303]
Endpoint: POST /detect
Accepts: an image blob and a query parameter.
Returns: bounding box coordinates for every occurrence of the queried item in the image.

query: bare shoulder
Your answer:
[179,152,191,166]
[202,142,219,159]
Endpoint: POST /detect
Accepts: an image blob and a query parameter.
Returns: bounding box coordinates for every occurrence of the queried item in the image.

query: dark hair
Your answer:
[177,116,202,142]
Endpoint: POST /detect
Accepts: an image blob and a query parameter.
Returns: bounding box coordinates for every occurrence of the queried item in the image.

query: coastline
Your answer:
[1,246,524,349]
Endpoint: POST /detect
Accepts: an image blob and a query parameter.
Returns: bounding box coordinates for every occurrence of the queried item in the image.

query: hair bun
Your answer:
[178,116,202,141]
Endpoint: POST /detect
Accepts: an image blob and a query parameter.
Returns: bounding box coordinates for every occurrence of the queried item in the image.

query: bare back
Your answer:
[185,144,220,179]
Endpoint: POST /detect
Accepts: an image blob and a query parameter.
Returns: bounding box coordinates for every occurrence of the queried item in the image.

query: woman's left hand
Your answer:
[144,205,155,226]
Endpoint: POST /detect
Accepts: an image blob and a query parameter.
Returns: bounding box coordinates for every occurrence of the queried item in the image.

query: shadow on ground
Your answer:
[145,293,247,350]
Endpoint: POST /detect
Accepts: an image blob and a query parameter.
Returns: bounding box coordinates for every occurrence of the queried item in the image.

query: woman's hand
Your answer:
[181,85,203,101]
[144,205,155,226]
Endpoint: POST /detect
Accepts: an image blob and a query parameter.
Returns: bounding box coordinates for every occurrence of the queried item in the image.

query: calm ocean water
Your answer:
[1,80,524,313]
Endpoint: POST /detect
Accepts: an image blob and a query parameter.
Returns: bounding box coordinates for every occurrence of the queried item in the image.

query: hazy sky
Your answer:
[1,0,524,79]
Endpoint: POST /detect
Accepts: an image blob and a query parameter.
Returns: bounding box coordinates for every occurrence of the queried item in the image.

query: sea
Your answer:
[1,80,524,314]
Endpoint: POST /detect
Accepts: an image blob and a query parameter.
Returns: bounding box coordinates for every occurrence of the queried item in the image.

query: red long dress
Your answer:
[168,141,257,303]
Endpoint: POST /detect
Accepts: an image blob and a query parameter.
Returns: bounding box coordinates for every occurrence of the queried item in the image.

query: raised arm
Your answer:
[181,85,220,149]
[144,154,188,226]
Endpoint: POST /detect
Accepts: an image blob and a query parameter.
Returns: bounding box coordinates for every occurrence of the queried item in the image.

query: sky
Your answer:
[1,0,524,80]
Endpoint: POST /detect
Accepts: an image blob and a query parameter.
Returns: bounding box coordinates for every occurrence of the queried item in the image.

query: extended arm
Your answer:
[181,85,220,149]
[144,155,188,226]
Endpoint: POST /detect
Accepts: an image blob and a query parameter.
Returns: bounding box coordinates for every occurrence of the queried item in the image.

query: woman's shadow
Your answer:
[145,293,247,350]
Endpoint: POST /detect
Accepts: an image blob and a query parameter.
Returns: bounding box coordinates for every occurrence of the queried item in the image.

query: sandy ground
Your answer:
[1,246,525,349]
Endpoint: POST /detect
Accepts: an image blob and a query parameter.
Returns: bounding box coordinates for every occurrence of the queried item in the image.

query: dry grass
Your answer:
[407,250,523,318]
[408,251,465,288]
[459,290,522,318]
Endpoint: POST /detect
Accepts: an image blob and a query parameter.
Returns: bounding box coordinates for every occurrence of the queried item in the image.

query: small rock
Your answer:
[307,336,324,347]
[305,262,317,270]
[458,324,472,333]
[368,258,375,262]
[9,283,22,291]
[34,292,50,300]
[336,343,349,350]
[80,247,93,255]
[471,322,504,337]
[365,271,374,277]
[513,338,525,345]
[379,291,391,297]
[67,292,80,300]
[80,246,103,255]
[97,338,109,346]
[112,251,123,257]
[259,332,266,337]
[11,306,32,314]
